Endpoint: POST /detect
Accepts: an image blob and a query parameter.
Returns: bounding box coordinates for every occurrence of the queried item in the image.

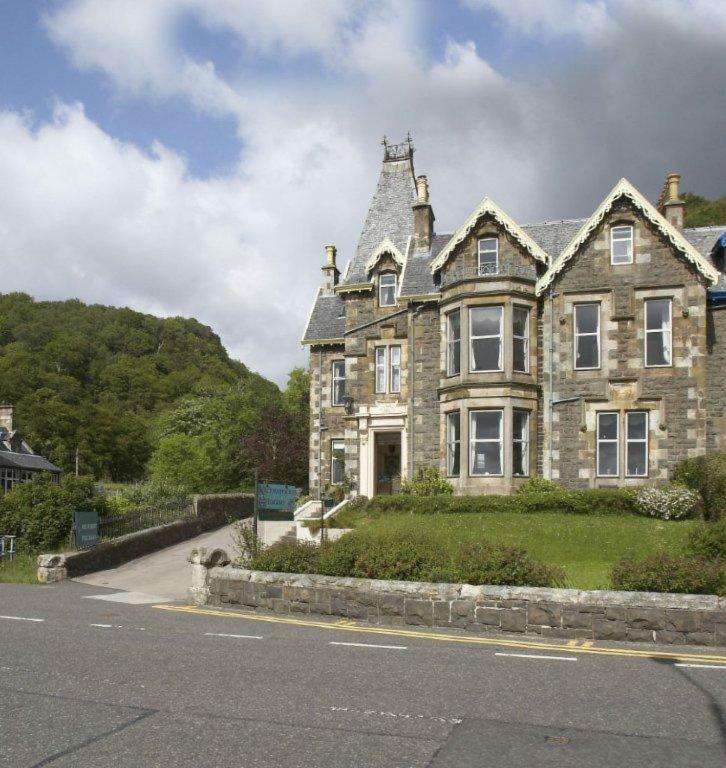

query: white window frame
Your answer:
[596,412,620,478]
[331,438,345,485]
[644,298,672,368]
[379,273,397,307]
[477,237,498,275]
[446,310,461,376]
[512,305,530,373]
[446,411,461,477]
[610,224,633,265]
[375,346,387,393]
[512,410,529,477]
[625,411,649,478]
[574,303,601,370]
[389,345,401,393]
[469,305,503,373]
[331,360,345,406]
[469,409,504,477]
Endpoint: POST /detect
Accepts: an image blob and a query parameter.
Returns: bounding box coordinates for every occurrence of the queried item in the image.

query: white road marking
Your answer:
[329,641,407,650]
[204,632,263,640]
[0,615,44,623]
[674,663,726,670]
[495,652,577,662]
[329,706,462,724]
[83,591,171,604]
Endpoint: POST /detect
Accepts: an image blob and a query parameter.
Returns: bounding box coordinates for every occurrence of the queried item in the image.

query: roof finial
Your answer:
[382,134,414,162]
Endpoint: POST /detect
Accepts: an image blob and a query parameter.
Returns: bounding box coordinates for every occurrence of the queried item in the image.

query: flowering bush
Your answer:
[633,485,700,521]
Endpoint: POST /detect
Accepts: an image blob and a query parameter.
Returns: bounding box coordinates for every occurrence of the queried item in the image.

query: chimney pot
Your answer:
[324,244,337,267]
[416,175,429,204]
[667,172,681,202]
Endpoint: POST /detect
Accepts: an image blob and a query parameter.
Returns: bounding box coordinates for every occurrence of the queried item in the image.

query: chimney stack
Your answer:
[0,405,13,433]
[321,244,340,292]
[658,172,685,230]
[413,175,435,250]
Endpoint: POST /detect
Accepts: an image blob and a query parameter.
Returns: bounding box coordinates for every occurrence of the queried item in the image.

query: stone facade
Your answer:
[189,559,726,648]
[303,139,726,496]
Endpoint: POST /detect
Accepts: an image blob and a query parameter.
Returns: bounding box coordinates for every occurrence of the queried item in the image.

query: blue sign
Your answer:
[72,510,99,549]
[257,483,297,512]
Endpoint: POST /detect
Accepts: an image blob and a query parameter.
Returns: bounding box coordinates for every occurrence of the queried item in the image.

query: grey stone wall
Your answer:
[411,303,440,475]
[194,564,726,648]
[706,306,726,453]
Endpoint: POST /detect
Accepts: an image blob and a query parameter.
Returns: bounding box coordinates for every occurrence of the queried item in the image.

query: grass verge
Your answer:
[0,552,38,584]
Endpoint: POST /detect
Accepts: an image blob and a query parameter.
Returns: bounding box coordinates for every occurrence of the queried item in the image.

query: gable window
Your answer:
[512,410,529,476]
[446,310,461,376]
[331,439,345,484]
[331,360,345,406]
[470,306,503,372]
[512,306,530,373]
[626,411,648,477]
[477,237,498,275]
[644,298,672,367]
[470,410,503,476]
[574,303,600,370]
[596,412,619,477]
[446,411,460,477]
[389,345,401,393]
[375,347,387,393]
[611,225,633,265]
[379,273,397,307]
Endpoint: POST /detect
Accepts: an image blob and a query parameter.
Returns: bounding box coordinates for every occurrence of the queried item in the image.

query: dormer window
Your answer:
[610,225,633,265]
[379,273,397,307]
[477,237,498,275]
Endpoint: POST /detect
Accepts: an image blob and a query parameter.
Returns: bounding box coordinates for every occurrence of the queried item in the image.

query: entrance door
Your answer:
[374,432,401,495]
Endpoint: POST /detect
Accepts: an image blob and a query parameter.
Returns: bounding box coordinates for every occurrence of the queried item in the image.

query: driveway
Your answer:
[74,523,239,601]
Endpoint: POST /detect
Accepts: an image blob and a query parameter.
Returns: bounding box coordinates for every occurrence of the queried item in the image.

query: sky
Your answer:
[0,1,725,385]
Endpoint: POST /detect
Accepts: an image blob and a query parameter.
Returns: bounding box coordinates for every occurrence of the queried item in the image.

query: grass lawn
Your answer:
[326,510,697,590]
[0,552,39,584]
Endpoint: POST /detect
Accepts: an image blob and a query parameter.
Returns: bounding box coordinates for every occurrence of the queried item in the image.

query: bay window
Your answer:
[470,306,503,372]
[512,410,529,476]
[626,411,648,477]
[610,224,633,265]
[645,298,672,367]
[470,410,503,476]
[446,310,461,375]
[596,412,619,477]
[446,411,460,477]
[574,303,600,370]
[512,306,529,373]
[331,360,345,406]
[477,237,498,275]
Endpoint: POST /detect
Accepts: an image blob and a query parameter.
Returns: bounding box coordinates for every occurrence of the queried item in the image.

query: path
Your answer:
[74,523,238,601]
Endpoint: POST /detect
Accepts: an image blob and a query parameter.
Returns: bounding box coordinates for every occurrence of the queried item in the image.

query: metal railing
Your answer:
[98,500,195,540]
[0,534,16,562]
[440,260,537,288]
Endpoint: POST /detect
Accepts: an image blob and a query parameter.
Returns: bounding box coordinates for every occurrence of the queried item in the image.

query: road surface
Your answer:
[1,581,725,767]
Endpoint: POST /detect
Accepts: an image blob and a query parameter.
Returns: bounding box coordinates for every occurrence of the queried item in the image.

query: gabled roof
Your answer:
[0,450,62,473]
[364,238,406,273]
[430,197,549,273]
[536,178,721,295]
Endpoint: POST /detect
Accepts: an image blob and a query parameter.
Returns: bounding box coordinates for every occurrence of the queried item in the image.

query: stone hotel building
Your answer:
[303,138,726,497]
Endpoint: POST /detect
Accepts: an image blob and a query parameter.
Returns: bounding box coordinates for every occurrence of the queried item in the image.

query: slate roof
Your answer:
[399,235,450,296]
[683,225,726,290]
[0,448,61,473]
[302,291,345,343]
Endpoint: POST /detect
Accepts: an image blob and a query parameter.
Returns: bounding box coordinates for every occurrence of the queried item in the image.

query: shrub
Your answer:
[250,540,321,574]
[673,453,726,520]
[0,474,110,551]
[688,519,726,561]
[633,485,701,520]
[611,553,725,595]
[401,467,454,496]
[516,477,562,495]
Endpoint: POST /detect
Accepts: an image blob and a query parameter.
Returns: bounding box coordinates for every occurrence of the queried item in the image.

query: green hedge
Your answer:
[687,518,726,561]
[673,453,726,520]
[611,553,725,596]
[251,527,564,588]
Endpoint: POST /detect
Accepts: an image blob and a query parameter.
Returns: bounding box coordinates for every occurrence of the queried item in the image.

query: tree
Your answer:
[683,192,726,228]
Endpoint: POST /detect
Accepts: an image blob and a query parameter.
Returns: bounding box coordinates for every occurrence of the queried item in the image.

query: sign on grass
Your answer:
[257,483,297,512]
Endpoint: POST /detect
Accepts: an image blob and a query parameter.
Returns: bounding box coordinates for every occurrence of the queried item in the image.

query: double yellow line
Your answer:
[154,603,726,666]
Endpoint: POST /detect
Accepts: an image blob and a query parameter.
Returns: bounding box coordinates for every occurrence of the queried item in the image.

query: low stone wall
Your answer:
[188,550,726,647]
[38,496,253,583]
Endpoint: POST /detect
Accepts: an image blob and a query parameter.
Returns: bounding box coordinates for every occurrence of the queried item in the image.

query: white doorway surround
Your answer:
[356,406,408,498]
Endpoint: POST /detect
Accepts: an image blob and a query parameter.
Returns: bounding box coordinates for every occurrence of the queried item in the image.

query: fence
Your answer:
[98,500,195,540]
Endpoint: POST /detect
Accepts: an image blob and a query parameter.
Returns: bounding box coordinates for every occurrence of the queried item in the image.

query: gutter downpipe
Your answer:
[547,286,558,480]
[317,348,327,542]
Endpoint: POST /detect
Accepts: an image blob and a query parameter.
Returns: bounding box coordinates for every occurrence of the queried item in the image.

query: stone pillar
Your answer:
[37,553,67,583]
[188,547,231,606]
